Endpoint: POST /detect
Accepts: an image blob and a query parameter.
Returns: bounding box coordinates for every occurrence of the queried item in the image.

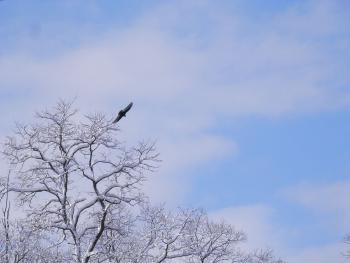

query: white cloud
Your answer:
[290,242,349,263]
[1,2,350,262]
[280,179,350,262]
[211,203,350,263]
[211,204,279,250]
[144,135,237,204]
[284,180,350,231]
[1,0,349,118]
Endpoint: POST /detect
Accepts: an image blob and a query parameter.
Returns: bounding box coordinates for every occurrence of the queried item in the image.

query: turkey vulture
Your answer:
[113,102,133,123]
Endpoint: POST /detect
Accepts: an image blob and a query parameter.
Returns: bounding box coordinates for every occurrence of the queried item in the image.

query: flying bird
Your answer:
[113,102,133,123]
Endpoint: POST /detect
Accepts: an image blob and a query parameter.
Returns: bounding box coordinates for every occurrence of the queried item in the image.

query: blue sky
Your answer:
[1,1,350,262]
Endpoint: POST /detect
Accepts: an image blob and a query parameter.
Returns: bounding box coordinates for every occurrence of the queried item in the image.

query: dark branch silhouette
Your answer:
[113,102,133,123]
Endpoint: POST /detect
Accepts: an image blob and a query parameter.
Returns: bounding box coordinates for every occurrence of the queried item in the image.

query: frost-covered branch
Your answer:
[0,100,284,263]
[1,100,158,263]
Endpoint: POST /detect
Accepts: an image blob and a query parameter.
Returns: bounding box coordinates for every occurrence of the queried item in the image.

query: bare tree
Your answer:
[0,217,69,263]
[89,204,283,263]
[1,100,158,262]
[1,170,68,263]
[237,249,285,263]
[93,204,246,263]
[0,100,284,263]
[1,171,11,263]
[183,208,245,263]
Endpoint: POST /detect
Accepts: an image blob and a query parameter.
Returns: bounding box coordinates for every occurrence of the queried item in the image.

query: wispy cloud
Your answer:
[211,202,350,263]
[211,204,279,250]
[1,1,350,262]
[284,180,350,231]
[1,0,349,118]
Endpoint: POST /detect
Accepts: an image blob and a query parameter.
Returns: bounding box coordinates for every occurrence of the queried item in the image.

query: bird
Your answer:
[113,102,133,123]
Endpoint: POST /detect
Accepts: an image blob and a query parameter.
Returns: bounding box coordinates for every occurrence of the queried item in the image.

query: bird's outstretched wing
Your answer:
[113,102,133,123]
[123,102,133,113]
[113,115,121,124]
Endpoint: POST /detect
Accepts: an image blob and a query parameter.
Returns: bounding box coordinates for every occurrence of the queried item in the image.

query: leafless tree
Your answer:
[1,171,11,263]
[237,249,285,263]
[183,208,245,263]
[0,100,284,263]
[0,217,69,263]
[93,204,246,263]
[1,100,158,262]
[0,170,68,263]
